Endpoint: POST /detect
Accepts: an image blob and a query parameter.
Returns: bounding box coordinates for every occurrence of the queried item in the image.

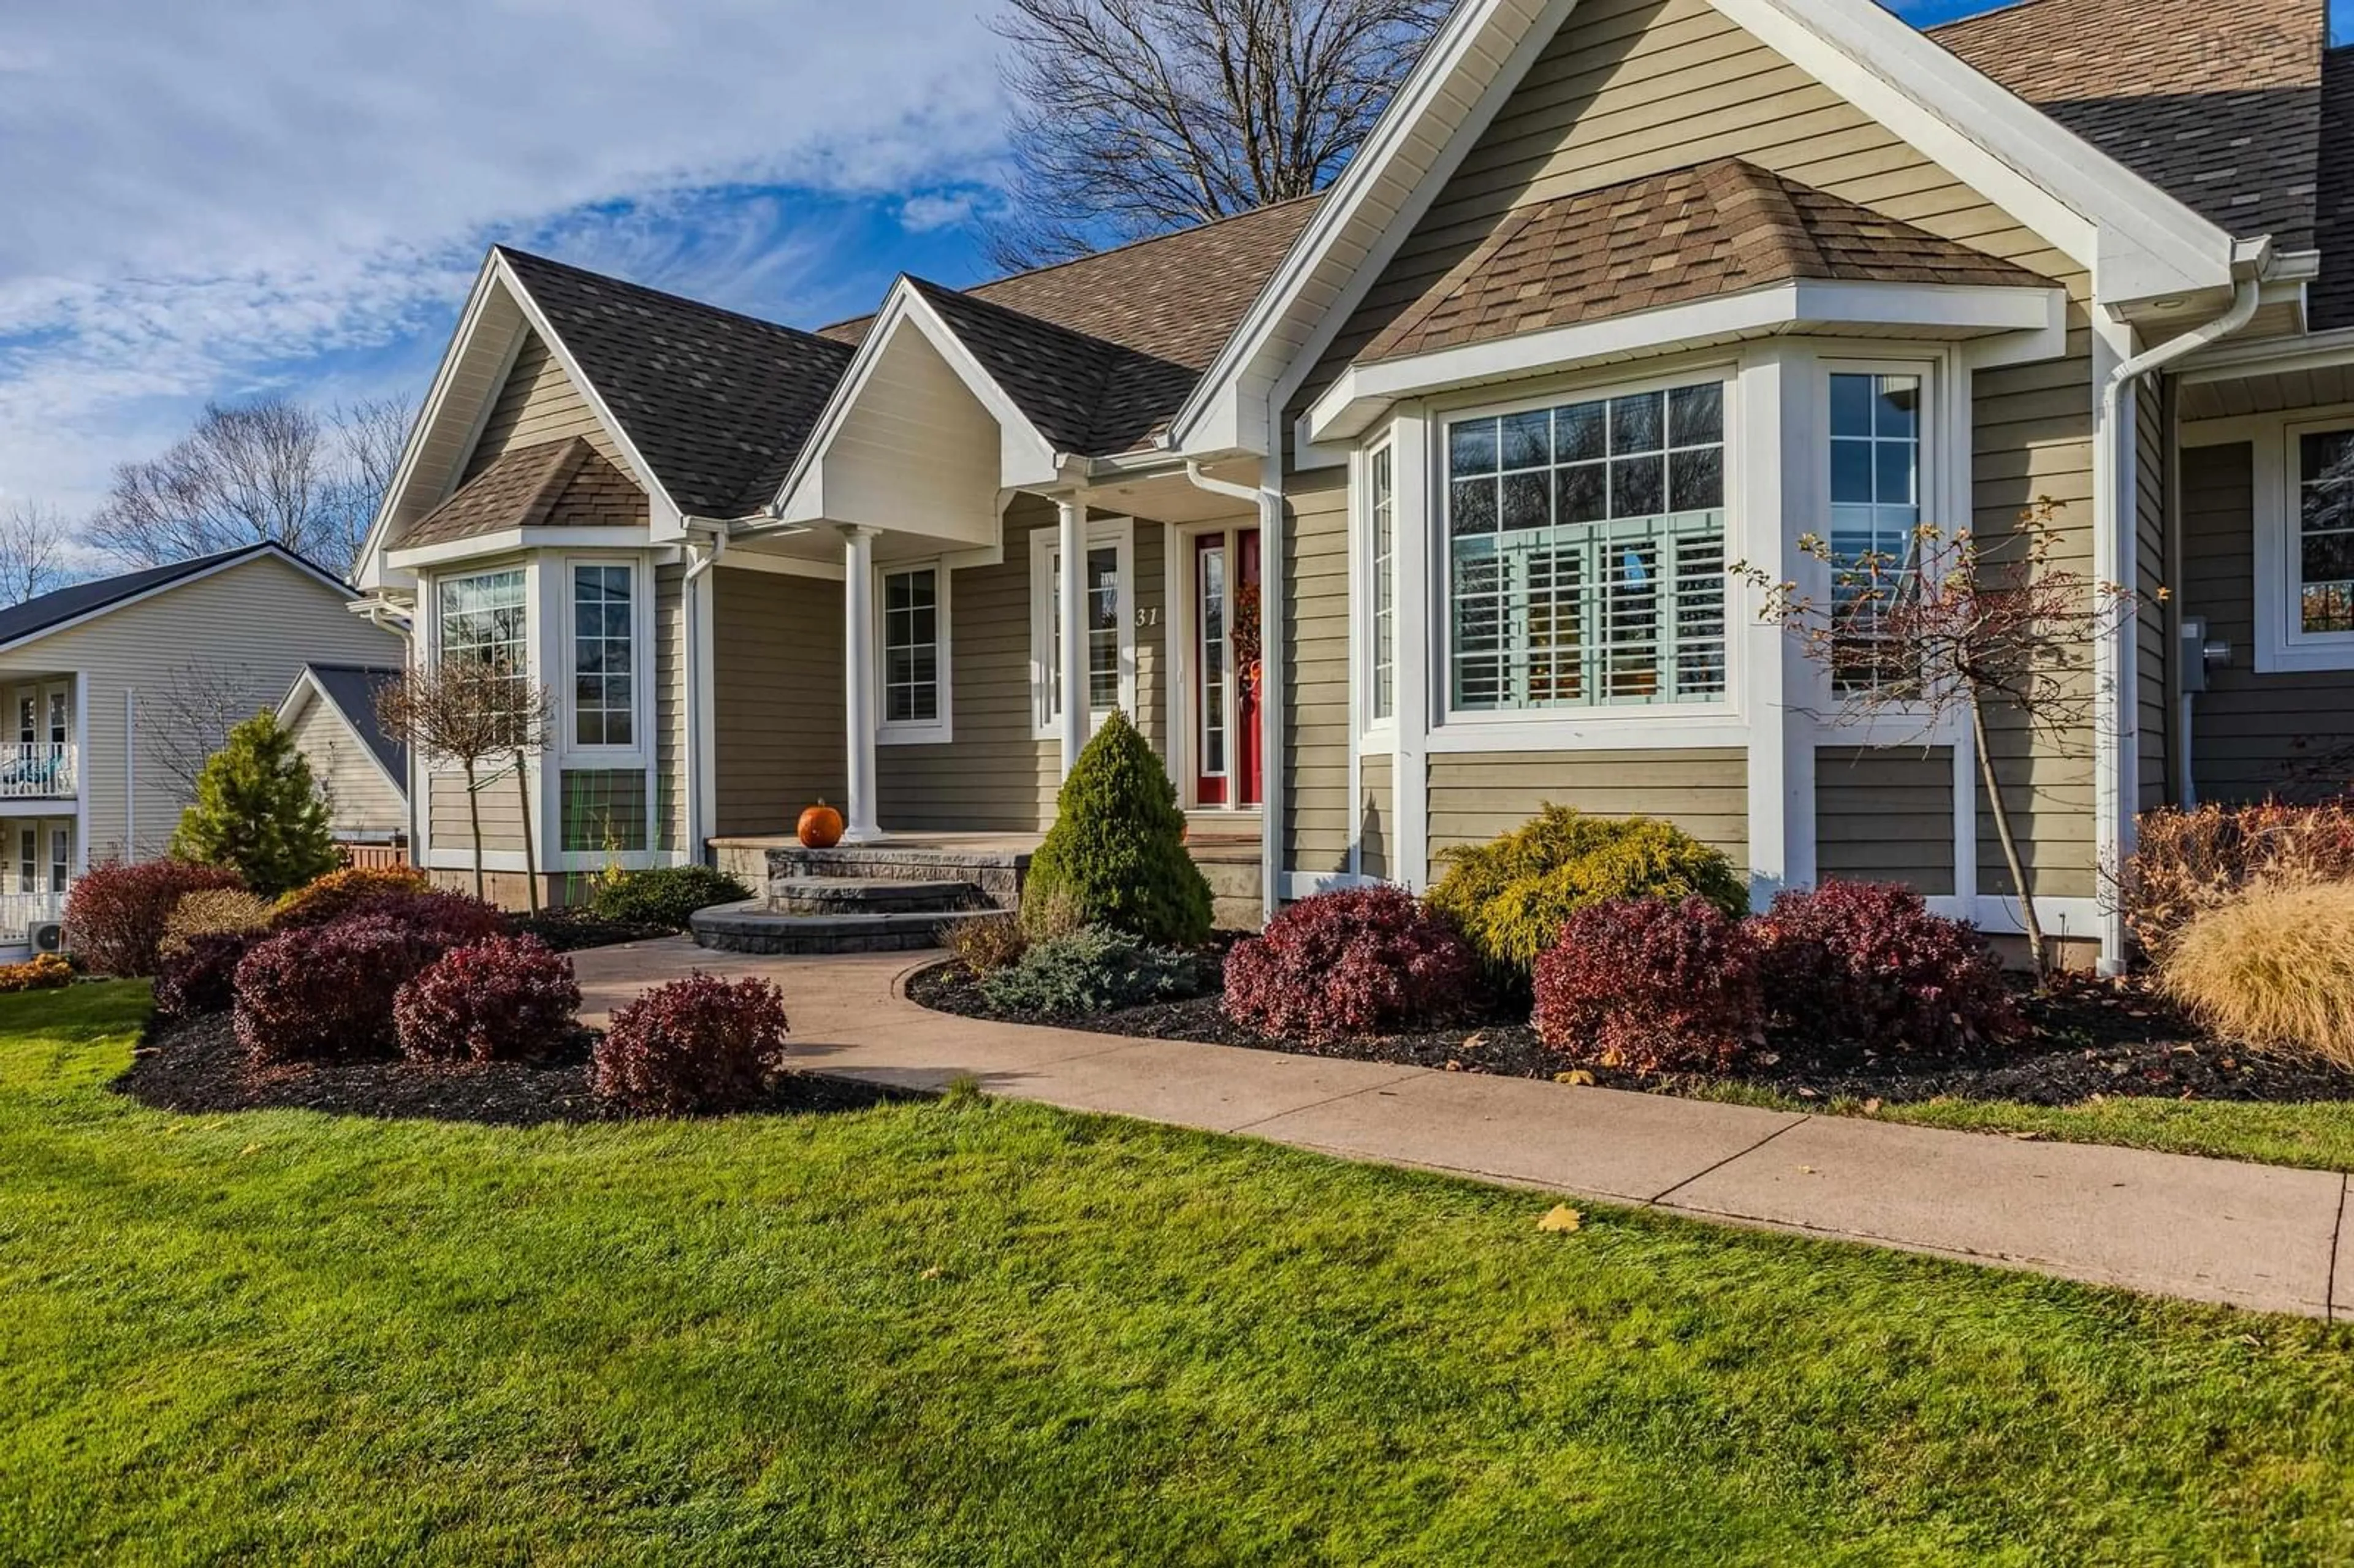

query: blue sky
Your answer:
[0,0,2338,528]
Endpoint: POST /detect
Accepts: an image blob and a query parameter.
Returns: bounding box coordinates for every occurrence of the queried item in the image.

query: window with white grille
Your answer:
[1444,382,1727,711]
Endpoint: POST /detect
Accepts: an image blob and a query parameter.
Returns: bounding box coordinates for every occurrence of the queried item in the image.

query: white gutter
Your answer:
[2092,271,2261,972]
[1185,457,1284,924]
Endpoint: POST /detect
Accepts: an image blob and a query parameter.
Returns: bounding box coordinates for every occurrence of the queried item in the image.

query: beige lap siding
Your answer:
[427,771,526,855]
[2180,441,2354,802]
[2136,389,2170,811]
[463,330,628,479]
[285,700,404,839]
[1425,750,1748,888]
[711,565,847,837]
[1815,746,1955,895]
[877,499,1168,832]
[653,562,685,851]
[1358,752,1392,881]
[1282,465,1353,878]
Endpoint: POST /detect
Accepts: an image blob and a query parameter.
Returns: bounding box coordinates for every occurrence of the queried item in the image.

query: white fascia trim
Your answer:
[1170,0,1573,455]
[1712,0,2234,302]
[356,254,503,590]
[493,253,684,535]
[386,527,653,571]
[769,280,1064,527]
[2179,324,2354,384]
[1308,281,2063,441]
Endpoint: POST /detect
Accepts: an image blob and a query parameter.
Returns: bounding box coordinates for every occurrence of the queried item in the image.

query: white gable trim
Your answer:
[386,527,660,571]
[768,278,1065,528]
[354,256,505,591]
[1174,0,2241,459]
[0,546,356,659]
[1306,279,2066,441]
[278,668,408,805]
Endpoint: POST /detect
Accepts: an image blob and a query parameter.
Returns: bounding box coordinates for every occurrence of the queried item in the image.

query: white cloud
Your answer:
[899,189,985,233]
[0,0,1013,516]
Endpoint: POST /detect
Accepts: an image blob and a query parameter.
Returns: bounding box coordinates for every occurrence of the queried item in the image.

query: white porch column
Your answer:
[840,524,883,843]
[1057,497,1089,776]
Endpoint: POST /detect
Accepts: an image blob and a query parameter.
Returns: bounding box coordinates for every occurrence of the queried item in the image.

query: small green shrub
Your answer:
[1428,805,1747,978]
[979,926,1206,1016]
[588,864,752,930]
[169,710,341,896]
[1022,712,1211,947]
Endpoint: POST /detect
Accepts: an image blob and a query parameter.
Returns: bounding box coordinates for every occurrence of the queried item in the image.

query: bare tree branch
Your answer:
[0,501,80,607]
[984,0,1449,268]
[140,661,267,804]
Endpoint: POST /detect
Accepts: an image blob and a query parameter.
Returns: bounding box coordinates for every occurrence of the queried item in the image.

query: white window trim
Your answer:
[558,554,652,765]
[877,558,954,745]
[1356,433,1399,745]
[1425,362,1745,750]
[2254,411,2354,673]
[1029,516,1137,740]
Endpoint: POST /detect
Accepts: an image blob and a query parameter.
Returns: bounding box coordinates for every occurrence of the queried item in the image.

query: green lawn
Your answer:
[7,985,2354,1564]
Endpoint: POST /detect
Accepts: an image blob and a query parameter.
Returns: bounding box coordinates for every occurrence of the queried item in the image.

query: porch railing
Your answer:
[0,742,75,799]
[0,890,66,945]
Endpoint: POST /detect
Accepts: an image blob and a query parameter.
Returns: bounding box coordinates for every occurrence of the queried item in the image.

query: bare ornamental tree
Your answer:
[89,394,415,580]
[1735,499,2138,973]
[985,0,1449,268]
[373,659,555,909]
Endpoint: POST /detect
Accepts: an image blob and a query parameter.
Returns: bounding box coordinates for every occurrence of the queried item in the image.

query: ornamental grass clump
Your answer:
[978,927,1205,1016]
[1533,896,1762,1074]
[1223,886,1479,1041]
[1750,881,2019,1058]
[158,889,275,957]
[394,934,581,1062]
[1427,805,1746,979]
[591,973,791,1115]
[1022,711,1211,947]
[2162,881,2354,1070]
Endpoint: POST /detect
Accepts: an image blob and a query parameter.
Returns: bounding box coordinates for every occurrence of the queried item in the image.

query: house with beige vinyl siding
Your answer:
[0,544,402,952]
[353,0,2353,970]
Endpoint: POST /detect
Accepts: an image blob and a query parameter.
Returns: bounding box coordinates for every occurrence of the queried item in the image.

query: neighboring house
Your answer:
[0,544,404,950]
[278,664,409,848]
[352,0,2353,970]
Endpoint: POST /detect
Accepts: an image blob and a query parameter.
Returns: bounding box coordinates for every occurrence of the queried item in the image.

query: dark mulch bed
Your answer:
[907,962,2354,1108]
[113,1011,916,1127]
[501,910,677,953]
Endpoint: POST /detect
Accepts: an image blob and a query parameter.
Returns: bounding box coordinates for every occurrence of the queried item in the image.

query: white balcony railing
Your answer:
[0,890,65,943]
[0,742,74,799]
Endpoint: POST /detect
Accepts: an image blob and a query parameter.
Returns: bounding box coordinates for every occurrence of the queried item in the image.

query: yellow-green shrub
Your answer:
[2163,880,2354,1069]
[1427,805,1746,977]
[159,888,276,957]
[0,953,72,993]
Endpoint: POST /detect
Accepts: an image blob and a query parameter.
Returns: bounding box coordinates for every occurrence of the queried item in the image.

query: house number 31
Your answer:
[1135,606,1160,628]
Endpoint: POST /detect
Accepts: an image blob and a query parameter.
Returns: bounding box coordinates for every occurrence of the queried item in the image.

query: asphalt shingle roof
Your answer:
[497,248,856,516]
[0,543,348,652]
[299,664,408,785]
[1362,159,2049,363]
[401,437,646,549]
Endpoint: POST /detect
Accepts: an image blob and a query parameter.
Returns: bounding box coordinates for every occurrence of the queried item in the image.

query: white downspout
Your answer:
[2092,272,2260,972]
[682,523,727,866]
[359,601,420,861]
[1186,456,1284,924]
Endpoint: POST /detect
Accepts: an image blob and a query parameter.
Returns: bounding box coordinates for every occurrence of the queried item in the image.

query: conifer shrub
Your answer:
[272,865,432,929]
[64,859,245,977]
[1021,711,1211,946]
[1223,886,1479,1041]
[587,864,752,930]
[155,932,259,1018]
[233,917,452,1063]
[591,973,791,1114]
[1533,896,1762,1073]
[169,710,340,896]
[1750,881,2018,1057]
[394,935,581,1062]
[1426,806,1747,978]
[978,927,1206,1015]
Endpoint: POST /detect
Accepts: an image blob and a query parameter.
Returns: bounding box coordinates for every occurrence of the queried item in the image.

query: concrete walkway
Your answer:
[573,937,2354,1321]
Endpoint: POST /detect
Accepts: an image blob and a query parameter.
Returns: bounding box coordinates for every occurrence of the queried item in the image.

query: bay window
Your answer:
[569,563,635,748]
[1368,443,1396,725]
[1445,379,1727,712]
[1828,370,1924,692]
[437,568,527,673]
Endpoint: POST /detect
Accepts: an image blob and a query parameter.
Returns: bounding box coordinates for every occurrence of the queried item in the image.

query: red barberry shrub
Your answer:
[154,930,261,1018]
[1750,881,2020,1057]
[1533,896,1762,1074]
[591,973,790,1115]
[270,864,432,929]
[394,935,581,1062]
[63,859,245,977]
[1222,886,1479,1041]
[329,888,506,948]
[232,917,451,1064]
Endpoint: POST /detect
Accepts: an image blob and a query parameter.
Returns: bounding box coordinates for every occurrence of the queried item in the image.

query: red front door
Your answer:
[1194,528,1262,807]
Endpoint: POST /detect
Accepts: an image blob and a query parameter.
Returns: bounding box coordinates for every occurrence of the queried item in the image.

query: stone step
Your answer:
[689,899,998,957]
[767,877,983,916]
[768,845,1029,911]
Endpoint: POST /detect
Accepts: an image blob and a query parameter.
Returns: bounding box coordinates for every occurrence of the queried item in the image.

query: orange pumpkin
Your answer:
[797,801,845,849]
